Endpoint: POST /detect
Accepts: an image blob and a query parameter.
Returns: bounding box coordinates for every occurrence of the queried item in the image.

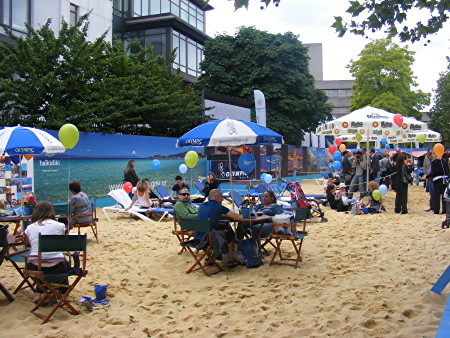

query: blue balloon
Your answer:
[332,161,341,171]
[238,153,256,174]
[385,144,391,150]
[151,159,161,170]
[333,151,342,160]
[179,163,188,174]
[264,174,273,184]
[380,137,387,145]
[261,173,267,180]
[379,184,388,196]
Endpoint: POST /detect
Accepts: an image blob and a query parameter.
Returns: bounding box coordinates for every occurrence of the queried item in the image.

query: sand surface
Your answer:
[1,179,449,337]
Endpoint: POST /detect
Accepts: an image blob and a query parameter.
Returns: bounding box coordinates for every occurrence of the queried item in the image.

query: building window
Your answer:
[172,29,202,77]
[0,0,29,36]
[70,3,78,26]
[131,0,205,32]
[124,28,167,59]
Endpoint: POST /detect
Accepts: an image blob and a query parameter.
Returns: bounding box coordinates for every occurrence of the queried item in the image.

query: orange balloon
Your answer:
[339,144,346,152]
[24,154,33,160]
[434,143,445,158]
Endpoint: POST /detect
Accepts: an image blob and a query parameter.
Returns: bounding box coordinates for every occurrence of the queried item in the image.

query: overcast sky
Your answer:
[205,0,450,109]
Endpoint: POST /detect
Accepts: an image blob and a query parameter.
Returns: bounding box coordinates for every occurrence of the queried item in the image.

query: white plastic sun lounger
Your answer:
[102,189,172,222]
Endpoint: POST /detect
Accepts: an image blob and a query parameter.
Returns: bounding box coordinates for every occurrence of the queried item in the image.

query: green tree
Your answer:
[347,39,430,118]
[197,26,332,145]
[228,1,447,43]
[332,0,450,43]
[0,15,203,136]
[83,39,203,136]
[429,65,450,146]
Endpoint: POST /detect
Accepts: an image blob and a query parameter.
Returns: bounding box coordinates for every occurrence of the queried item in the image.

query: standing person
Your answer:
[394,155,410,214]
[198,189,241,268]
[369,149,380,182]
[427,153,449,215]
[202,172,220,197]
[379,153,392,188]
[348,151,367,198]
[124,160,139,198]
[24,201,71,304]
[423,150,434,212]
[341,150,353,190]
[170,176,190,199]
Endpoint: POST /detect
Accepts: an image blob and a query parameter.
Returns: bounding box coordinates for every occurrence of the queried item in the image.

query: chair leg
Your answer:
[0,282,14,302]
[9,260,36,294]
[91,225,99,244]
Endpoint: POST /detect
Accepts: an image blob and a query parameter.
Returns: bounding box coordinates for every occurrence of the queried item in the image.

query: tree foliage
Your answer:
[228,0,448,43]
[0,14,203,136]
[429,64,450,146]
[197,26,332,145]
[332,0,450,43]
[347,39,430,119]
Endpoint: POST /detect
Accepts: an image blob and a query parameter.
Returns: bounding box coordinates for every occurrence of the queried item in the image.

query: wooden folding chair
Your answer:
[172,218,195,255]
[60,200,98,243]
[267,208,309,268]
[6,247,36,294]
[23,234,88,324]
[179,219,222,277]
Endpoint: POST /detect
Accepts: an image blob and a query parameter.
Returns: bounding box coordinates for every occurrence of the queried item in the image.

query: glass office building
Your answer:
[113,0,212,82]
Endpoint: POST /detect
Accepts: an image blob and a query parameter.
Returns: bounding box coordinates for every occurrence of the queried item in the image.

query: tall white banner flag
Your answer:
[254,89,266,127]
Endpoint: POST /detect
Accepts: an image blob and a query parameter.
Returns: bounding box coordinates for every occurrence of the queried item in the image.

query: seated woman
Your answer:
[250,190,284,238]
[325,185,348,212]
[360,181,384,213]
[59,181,92,226]
[68,181,92,225]
[202,172,220,198]
[126,179,154,212]
[24,201,71,303]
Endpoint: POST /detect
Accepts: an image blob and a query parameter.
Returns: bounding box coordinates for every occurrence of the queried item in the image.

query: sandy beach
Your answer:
[1,179,449,337]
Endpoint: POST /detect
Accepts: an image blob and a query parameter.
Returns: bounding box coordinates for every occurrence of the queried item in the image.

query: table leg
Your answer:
[0,282,14,302]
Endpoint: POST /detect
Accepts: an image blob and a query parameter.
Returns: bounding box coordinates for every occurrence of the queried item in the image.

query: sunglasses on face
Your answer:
[180,193,190,196]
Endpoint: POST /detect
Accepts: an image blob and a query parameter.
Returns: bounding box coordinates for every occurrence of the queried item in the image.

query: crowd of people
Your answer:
[325,147,450,215]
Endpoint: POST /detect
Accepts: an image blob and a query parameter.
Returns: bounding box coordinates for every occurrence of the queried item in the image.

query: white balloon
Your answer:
[264,174,273,184]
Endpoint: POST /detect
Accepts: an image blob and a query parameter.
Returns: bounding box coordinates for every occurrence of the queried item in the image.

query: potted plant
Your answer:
[22,192,36,216]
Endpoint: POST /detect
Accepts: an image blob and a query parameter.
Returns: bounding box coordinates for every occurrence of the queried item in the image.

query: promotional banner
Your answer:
[254,89,266,127]
[210,160,254,181]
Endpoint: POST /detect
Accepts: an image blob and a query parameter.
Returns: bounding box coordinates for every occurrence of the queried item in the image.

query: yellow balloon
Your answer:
[417,134,426,143]
[184,151,198,168]
[58,124,79,149]
[339,144,346,152]
[434,143,445,158]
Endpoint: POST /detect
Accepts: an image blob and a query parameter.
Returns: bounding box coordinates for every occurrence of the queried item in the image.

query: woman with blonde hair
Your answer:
[125,179,153,212]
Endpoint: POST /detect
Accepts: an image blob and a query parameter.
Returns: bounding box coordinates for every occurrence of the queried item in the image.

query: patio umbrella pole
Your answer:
[19,154,23,216]
[228,147,234,210]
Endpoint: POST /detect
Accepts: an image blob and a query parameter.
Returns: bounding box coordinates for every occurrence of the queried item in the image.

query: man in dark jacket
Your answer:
[369,149,380,181]
[341,150,353,190]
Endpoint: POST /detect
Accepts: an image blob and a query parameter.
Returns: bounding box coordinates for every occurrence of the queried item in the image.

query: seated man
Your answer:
[170,176,190,200]
[174,188,198,220]
[198,189,241,267]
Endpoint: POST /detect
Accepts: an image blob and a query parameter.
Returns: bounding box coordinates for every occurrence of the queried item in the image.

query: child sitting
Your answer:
[337,183,359,206]
[357,181,385,213]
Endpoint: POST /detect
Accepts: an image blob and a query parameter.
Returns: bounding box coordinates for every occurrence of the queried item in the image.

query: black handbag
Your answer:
[402,166,413,184]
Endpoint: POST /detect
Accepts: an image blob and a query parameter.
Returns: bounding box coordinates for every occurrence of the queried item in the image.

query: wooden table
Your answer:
[0,216,32,235]
[231,215,273,240]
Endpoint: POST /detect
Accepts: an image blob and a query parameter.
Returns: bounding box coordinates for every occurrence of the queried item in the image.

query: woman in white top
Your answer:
[126,179,155,211]
[24,201,70,303]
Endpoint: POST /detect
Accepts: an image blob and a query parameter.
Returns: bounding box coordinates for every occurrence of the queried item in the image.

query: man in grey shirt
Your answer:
[348,150,367,198]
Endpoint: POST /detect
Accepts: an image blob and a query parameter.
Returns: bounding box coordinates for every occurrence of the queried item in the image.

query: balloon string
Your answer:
[67,150,71,216]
